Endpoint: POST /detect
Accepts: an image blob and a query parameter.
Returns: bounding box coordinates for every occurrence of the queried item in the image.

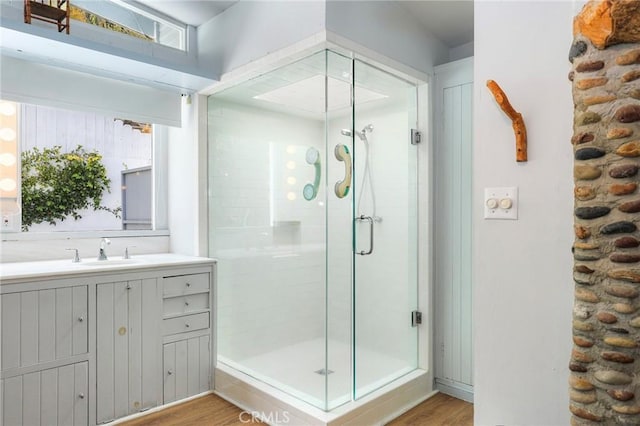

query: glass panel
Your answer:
[352,60,419,399]
[209,51,353,410]
[324,50,354,410]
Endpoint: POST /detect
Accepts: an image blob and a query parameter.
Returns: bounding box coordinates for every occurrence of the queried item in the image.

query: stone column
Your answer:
[570,1,640,423]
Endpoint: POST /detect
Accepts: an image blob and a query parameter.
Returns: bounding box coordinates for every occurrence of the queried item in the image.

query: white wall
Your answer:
[0,56,181,127]
[198,0,444,86]
[449,42,474,62]
[473,2,573,424]
[167,94,207,256]
[198,1,326,78]
[325,1,449,75]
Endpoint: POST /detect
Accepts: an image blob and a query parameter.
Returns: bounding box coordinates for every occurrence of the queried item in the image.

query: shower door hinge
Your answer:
[411,129,422,145]
[411,310,422,327]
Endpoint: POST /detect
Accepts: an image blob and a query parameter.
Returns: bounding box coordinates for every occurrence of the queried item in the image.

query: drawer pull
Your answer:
[167,370,173,375]
[186,282,191,287]
[78,393,85,399]
[185,323,190,328]
[78,316,84,322]
[185,301,190,306]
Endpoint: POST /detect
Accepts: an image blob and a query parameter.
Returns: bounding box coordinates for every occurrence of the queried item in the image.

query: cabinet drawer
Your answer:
[163,293,210,318]
[163,273,209,297]
[163,312,210,336]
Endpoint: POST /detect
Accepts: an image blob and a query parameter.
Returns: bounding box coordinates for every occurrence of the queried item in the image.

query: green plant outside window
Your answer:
[21,145,121,230]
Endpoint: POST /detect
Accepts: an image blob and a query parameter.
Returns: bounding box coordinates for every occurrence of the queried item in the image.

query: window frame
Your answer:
[73,0,188,51]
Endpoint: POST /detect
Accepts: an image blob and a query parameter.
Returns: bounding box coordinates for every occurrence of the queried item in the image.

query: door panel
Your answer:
[433,58,474,401]
[353,60,419,399]
[1,362,88,426]
[97,280,160,423]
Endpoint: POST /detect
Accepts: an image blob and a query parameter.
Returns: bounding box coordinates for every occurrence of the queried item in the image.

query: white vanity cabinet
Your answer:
[0,256,215,426]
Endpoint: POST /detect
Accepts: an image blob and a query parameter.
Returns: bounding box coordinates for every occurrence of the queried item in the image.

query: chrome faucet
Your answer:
[98,238,111,261]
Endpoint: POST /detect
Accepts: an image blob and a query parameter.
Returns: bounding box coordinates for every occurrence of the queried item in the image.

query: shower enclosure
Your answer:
[208,50,420,411]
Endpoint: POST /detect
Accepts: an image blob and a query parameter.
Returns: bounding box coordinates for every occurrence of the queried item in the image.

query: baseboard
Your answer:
[434,378,474,403]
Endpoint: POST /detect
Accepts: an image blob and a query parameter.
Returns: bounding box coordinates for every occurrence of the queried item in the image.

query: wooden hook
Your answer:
[486,80,528,162]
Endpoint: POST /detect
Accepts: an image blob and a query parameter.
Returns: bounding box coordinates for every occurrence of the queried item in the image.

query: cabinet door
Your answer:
[96,279,161,424]
[163,335,210,404]
[1,286,88,371]
[1,362,88,426]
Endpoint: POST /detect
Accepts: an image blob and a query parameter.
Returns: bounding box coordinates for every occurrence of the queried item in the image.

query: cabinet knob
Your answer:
[186,282,191,287]
[167,370,173,375]
[78,393,85,399]
[78,316,84,322]
[185,301,190,306]
[185,323,190,328]
[126,285,131,290]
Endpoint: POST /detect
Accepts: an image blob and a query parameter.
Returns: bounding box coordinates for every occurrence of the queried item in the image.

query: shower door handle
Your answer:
[356,215,374,255]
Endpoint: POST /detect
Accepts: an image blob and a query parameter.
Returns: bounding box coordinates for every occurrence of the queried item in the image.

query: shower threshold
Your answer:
[218,338,414,409]
[214,364,433,426]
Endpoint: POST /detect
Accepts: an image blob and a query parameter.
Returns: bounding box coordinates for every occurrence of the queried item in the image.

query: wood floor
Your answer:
[120,392,472,426]
[386,393,473,426]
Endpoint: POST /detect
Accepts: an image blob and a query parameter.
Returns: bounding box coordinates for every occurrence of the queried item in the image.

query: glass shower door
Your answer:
[209,51,353,411]
[352,60,419,399]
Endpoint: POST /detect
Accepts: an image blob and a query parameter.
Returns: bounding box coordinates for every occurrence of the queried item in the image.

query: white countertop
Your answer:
[0,253,216,282]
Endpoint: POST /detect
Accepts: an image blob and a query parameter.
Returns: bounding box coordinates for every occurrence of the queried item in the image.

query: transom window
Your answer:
[72,0,186,51]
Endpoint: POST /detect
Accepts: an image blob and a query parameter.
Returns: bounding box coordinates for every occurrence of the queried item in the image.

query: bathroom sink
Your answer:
[79,259,142,267]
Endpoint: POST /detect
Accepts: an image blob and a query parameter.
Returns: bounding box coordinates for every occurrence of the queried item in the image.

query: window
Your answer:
[71,0,186,51]
[0,99,164,234]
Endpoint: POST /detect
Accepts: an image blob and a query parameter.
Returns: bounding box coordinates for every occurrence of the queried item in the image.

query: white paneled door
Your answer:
[434,57,474,402]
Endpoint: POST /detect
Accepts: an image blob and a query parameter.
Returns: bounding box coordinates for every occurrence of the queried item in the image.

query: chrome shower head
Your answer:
[341,128,369,141]
[362,124,374,134]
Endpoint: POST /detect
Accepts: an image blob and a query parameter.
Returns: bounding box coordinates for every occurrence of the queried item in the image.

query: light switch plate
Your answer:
[484,187,518,220]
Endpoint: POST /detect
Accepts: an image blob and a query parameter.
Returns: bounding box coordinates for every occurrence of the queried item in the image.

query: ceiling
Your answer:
[135,0,474,48]
[398,1,474,48]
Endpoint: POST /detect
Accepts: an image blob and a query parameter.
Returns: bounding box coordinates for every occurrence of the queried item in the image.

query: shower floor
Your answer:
[219,338,414,409]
